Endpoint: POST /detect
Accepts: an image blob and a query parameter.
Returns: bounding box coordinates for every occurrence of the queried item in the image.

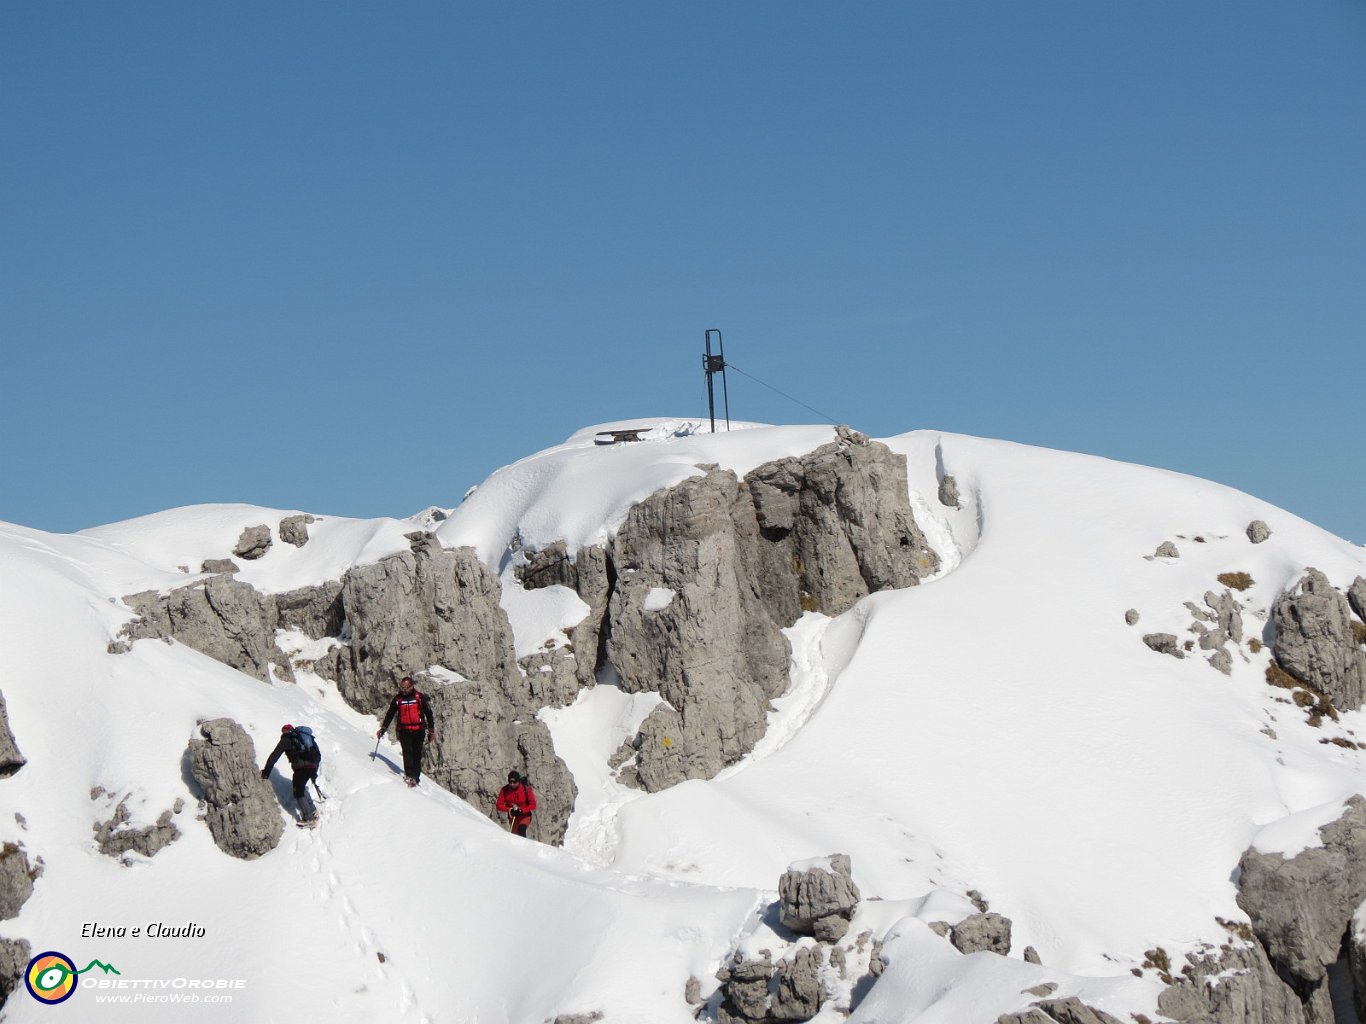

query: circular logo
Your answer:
[25,951,78,1005]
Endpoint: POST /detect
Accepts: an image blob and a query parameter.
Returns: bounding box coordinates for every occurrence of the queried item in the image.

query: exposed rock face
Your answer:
[1248,520,1272,544]
[1272,568,1366,711]
[187,718,283,860]
[1157,943,1307,1024]
[0,691,24,777]
[779,855,861,943]
[744,428,938,623]
[1350,577,1366,626]
[278,514,315,547]
[1352,906,1366,1024]
[996,997,1124,1024]
[123,576,296,683]
[607,468,791,790]
[233,525,272,560]
[527,433,938,790]
[1235,796,1366,1020]
[951,912,1012,955]
[0,845,35,920]
[0,937,32,1009]
[93,800,181,860]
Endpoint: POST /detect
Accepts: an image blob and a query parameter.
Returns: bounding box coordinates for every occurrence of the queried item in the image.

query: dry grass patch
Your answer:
[1217,571,1254,591]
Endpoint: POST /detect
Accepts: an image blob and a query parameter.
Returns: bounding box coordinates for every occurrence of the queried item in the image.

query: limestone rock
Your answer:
[122,576,295,683]
[779,855,861,943]
[93,800,180,860]
[1155,541,1180,558]
[1236,795,1366,990]
[996,997,1125,1024]
[0,844,35,920]
[745,432,938,623]
[1124,609,1140,626]
[1352,903,1366,1024]
[1248,520,1272,544]
[278,514,315,547]
[938,473,961,509]
[552,1014,603,1024]
[187,718,283,860]
[0,691,24,777]
[1143,633,1185,658]
[200,558,239,574]
[951,912,1012,956]
[1272,568,1366,711]
[233,525,272,560]
[1349,576,1366,626]
[607,468,790,790]
[770,946,824,1022]
[0,937,31,1009]
[1023,945,1042,965]
[1156,943,1307,1024]
[717,956,772,1024]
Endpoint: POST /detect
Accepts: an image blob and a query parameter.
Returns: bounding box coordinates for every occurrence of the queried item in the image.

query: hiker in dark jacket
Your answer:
[377,676,435,787]
[262,724,322,825]
[496,770,536,837]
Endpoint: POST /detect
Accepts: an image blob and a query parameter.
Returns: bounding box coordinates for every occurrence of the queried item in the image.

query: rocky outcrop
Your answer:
[1272,569,1366,711]
[1189,589,1245,676]
[200,558,239,574]
[187,719,283,860]
[1157,943,1308,1024]
[526,431,938,790]
[996,997,1124,1024]
[93,798,181,860]
[0,845,35,920]
[233,525,272,560]
[0,691,23,777]
[0,937,31,1010]
[779,855,861,943]
[1352,906,1366,1024]
[1235,796,1366,1022]
[278,514,315,547]
[770,947,824,1021]
[1349,576,1366,630]
[122,576,296,682]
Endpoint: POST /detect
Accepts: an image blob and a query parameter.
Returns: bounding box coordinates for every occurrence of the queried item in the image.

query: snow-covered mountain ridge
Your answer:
[1,422,1364,1024]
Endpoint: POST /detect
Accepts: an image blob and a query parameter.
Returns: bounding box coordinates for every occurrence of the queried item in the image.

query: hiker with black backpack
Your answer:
[261,724,322,827]
[377,676,435,788]
[496,769,536,837]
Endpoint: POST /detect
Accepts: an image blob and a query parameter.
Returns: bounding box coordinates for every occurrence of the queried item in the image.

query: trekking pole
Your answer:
[312,776,327,801]
[370,734,381,758]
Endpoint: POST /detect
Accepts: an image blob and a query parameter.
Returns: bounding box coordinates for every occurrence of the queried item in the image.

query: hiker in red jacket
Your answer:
[496,770,536,837]
[377,676,435,788]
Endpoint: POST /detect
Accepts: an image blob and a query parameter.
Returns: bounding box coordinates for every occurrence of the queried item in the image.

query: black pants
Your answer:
[398,730,425,782]
[292,763,318,821]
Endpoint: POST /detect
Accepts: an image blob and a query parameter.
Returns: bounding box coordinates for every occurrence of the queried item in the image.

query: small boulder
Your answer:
[1124,609,1140,626]
[779,854,861,942]
[278,514,316,548]
[1247,520,1272,544]
[951,911,1012,955]
[1142,633,1185,659]
[938,474,961,509]
[233,525,272,561]
[0,937,32,1008]
[1154,541,1180,559]
[200,558,240,575]
[770,946,824,1021]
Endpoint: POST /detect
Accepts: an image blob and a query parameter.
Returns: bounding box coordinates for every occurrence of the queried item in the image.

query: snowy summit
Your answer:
[1,420,1365,1024]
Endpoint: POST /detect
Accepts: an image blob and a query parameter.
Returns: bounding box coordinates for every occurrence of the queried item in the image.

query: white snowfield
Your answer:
[1,421,1364,1023]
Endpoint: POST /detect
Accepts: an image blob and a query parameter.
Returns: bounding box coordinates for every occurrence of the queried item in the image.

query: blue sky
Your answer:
[3,3,1363,542]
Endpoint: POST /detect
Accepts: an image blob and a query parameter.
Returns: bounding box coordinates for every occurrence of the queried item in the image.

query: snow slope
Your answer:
[1,422,1364,1023]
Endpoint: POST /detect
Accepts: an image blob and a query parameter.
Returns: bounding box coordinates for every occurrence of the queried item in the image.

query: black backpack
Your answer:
[288,726,321,764]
